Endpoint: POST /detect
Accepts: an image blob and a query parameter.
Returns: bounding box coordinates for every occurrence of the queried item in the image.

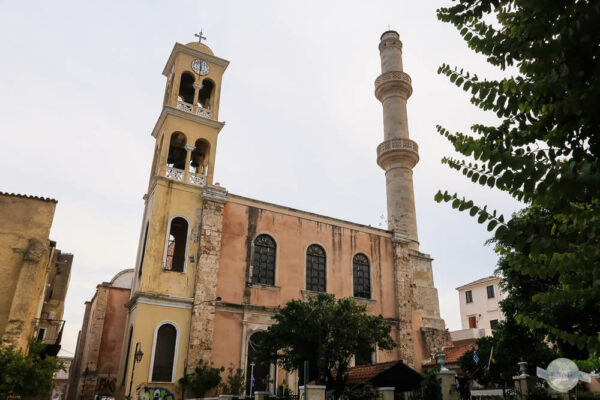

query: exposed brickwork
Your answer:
[392,238,414,367]
[421,327,452,357]
[187,186,227,369]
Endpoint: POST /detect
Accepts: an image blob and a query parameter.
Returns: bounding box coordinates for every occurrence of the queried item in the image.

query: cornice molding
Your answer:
[162,42,230,76]
[151,106,225,138]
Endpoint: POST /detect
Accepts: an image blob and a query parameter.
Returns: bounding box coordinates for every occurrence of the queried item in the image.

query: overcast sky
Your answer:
[0,1,520,357]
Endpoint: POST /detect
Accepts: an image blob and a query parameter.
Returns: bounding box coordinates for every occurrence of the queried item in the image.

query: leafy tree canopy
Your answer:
[0,341,64,398]
[459,316,556,387]
[434,0,600,353]
[254,294,396,394]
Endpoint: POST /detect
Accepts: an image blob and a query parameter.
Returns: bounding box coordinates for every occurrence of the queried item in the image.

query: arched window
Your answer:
[197,78,215,109]
[151,323,178,382]
[246,332,269,394]
[353,253,371,299]
[167,132,187,179]
[251,234,276,286]
[164,217,188,272]
[138,222,149,278]
[190,139,210,178]
[178,72,195,105]
[306,244,326,292]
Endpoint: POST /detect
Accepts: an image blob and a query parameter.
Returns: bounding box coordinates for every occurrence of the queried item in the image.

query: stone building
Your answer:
[68,269,134,400]
[115,31,450,400]
[0,192,72,356]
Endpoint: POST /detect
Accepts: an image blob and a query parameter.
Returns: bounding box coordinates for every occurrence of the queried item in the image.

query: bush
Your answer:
[0,342,63,398]
[179,360,224,398]
[219,365,245,395]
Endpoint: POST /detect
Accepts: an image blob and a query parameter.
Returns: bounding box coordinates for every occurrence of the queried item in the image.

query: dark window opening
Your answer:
[246,332,270,394]
[490,319,499,330]
[251,234,276,286]
[353,253,371,299]
[306,244,326,292]
[139,222,149,278]
[197,79,215,109]
[190,139,210,176]
[151,324,177,382]
[465,290,473,303]
[122,326,133,383]
[164,217,188,272]
[167,132,187,170]
[354,347,373,366]
[178,73,195,104]
[486,285,495,299]
[36,328,46,341]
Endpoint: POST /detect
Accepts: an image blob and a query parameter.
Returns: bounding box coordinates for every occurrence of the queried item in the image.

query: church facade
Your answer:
[116,31,449,399]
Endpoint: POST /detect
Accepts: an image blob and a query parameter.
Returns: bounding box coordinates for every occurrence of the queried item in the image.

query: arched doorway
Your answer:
[246,331,270,395]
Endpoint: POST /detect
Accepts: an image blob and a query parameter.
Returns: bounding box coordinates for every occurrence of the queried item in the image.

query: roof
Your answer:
[0,191,57,203]
[345,361,422,391]
[425,345,474,366]
[455,276,500,290]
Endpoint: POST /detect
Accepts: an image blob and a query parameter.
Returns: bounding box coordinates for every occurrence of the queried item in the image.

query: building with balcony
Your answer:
[456,276,506,337]
[0,192,73,356]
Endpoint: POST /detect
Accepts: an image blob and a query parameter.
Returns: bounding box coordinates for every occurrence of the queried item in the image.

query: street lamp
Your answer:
[127,342,144,400]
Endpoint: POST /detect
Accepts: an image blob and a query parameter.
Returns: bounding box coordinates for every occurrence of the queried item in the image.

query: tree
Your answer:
[0,342,64,398]
[458,317,556,387]
[434,0,600,354]
[179,360,223,398]
[255,294,396,396]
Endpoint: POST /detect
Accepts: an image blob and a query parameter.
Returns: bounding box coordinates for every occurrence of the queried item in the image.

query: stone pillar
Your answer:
[375,30,419,250]
[513,362,536,399]
[437,369,459,400]
[184,144,194,183]
[378,387,394,400]
[254,391,270,400]
[299,385,326,400]
[186,186,227,369]
[392,235,414,367]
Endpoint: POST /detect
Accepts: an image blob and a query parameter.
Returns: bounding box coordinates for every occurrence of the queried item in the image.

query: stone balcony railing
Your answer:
[376,137,419,157]
[165,166,206,186]
[176,100,213,119]
[166,166,184,181]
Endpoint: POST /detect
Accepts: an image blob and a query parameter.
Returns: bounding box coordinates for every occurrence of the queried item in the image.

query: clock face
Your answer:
[192,59,210,75]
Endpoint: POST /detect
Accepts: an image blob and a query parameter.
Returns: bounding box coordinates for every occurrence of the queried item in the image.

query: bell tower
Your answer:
[375,30,419,250]
[149,40,229,189]
[117,37,229,398]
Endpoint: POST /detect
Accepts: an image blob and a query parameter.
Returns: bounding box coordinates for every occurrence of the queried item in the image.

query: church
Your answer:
[116,30,449,399]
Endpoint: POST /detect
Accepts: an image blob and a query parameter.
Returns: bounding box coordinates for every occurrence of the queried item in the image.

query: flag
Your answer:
[473,350,480,364]
[487,346,495,370]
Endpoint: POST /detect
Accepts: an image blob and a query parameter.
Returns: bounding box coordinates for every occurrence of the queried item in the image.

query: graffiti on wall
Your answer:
[137,387,175,400]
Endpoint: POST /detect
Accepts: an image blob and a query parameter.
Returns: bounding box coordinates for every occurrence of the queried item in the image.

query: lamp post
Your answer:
[126,342,144,400]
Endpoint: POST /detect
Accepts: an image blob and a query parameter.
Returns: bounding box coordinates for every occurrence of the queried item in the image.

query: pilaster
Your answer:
[187,185,228,369]
[391,235,414,367]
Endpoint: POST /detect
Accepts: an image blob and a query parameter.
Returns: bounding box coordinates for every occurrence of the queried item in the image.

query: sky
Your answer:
[0,1,521,358]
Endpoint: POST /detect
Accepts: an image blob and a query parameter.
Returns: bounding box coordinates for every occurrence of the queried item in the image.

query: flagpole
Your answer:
[487,346,494,370]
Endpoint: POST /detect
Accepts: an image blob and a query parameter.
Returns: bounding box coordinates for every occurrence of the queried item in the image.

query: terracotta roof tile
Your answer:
[345,361,403,385]
[425,345,475,366]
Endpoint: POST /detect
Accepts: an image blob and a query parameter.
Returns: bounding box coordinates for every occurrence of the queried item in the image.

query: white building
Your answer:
[456,276,505,337]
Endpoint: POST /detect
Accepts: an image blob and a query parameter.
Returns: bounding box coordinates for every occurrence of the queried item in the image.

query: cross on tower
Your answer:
[195,29,207,44]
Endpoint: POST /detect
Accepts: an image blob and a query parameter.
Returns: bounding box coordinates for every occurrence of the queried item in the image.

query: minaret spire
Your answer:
[375,30,419,249]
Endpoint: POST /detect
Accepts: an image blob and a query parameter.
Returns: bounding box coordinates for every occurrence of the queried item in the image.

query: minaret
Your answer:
[375,30,419,250]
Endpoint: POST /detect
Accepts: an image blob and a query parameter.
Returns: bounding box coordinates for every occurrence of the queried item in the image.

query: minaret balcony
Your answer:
[376,138,419,169]
[176,100,213,119]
